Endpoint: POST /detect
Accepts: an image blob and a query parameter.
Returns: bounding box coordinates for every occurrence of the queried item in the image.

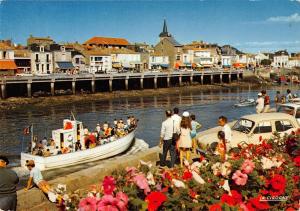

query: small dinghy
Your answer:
[234,98,256,107]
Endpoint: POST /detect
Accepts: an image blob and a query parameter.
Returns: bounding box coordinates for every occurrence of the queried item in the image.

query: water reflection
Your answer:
[1,87,300,159]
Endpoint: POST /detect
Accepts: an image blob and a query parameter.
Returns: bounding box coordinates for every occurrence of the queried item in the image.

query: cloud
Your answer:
[290,0,300,3]
[267,13,300,23]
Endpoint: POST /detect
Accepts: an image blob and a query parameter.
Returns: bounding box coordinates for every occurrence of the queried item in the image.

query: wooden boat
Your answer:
[21,119,136,171]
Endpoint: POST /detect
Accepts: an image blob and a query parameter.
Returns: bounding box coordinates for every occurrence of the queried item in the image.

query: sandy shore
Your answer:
[0,81,263,111]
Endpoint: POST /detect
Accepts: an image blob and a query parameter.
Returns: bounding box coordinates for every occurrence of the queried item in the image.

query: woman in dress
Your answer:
[178,114,192,167]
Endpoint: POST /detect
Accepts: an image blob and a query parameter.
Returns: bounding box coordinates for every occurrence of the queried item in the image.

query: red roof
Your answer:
[84,37,129,46]
[0,60,18,70]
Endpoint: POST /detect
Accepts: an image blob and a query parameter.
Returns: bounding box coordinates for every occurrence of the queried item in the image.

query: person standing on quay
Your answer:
[159,110,176,168]
[172,107,181,134]
[178,112,192,167]
[218,116,232,150]
[261,90,270,112]
[0,156,19,211]
[256,93,264,113]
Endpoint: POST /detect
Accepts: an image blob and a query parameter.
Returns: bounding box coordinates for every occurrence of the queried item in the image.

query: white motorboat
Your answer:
[21,119,136,171]
[234,98,256,107]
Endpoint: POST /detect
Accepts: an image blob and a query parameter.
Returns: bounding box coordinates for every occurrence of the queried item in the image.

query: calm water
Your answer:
[1,87,299,162]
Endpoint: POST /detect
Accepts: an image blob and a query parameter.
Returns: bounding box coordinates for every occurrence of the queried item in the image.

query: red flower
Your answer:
[268,174,286,196]
[293,175,300,184]
[145,192,167,211]
[220,190,242,206]
[163,172,172,181]
[189,189,197,199]
[293,156,300,167]
[182,171,193,181]
[246,196,270,210]
[209,203,222,211]
[102,176,116,195]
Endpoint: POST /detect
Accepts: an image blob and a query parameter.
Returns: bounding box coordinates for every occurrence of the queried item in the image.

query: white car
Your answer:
[197,113,299,149]
[277,103,300,124]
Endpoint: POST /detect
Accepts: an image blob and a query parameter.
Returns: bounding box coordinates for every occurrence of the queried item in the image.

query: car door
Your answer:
[249,121,273,144]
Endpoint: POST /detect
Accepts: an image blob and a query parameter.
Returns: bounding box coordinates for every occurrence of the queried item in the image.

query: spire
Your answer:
[163,19,168,34]
[159,19,171,38]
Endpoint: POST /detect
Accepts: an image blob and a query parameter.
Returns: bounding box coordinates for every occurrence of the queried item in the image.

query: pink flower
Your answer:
[78,197,98,211]
[232,170,248,186]
[102,176,116,195]
[126,167,138,175]
[133,173,151,195]
[241,159,255,174]
[97,193,128,211]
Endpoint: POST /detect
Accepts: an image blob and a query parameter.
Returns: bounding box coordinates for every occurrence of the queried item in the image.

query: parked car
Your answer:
[197,113,299,149]
[277,103,300,124]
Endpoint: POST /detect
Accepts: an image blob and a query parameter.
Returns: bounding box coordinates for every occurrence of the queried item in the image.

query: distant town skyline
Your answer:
[1,0,300,53]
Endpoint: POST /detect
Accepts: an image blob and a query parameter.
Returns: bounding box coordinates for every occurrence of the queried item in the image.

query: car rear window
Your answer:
[275,120,294,132]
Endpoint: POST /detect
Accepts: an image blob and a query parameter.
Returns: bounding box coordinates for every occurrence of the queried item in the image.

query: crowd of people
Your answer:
[29,116,138,157]
[256,89,298,114]
[159,107,231,168]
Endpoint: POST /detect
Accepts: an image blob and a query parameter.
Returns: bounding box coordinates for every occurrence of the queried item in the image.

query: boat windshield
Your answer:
[277,105,295,116]
[232,118,255,134]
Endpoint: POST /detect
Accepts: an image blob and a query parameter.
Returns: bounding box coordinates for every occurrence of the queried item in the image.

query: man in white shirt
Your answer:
[218,116,232,150]
[159,110,176,167]
[256,93,264,113]
[171,107,181,134]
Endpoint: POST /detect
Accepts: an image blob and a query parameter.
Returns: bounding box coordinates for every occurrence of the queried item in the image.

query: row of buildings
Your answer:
[0,20,300,76]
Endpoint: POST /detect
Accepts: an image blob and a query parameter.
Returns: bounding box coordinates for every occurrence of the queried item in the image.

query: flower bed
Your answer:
[60,131,300,211]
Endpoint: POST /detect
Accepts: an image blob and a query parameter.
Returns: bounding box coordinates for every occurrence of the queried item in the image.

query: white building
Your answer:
[255,53,269,65]
[288,56,300,68]
[71,51,86,73]
[112,53,141,70]
[273,50,289,68]
[149,55,169,69]
[221,55,234,67]
[89,53,112,73]
[193,49,214,67]
[53,45,74,73]
[30,45,54,74]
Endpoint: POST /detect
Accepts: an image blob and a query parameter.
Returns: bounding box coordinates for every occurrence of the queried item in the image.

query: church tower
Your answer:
[159,19,171,41]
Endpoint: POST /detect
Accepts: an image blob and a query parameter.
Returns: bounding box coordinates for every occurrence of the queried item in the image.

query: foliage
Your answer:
[59,131,300,211]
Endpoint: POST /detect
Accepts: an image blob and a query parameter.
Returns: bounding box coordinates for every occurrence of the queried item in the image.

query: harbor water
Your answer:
[0,86,299,165]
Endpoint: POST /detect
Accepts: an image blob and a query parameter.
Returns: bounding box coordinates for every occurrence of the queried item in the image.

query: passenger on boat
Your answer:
[114,119,118,128]
[116,120,126,137]
[25,160,61,203]
[49,139,55,148]
[62,147,70,154]
[41,137,48,147]
[43,149,51,157]
[96,123,101,134]
[75,140,82,151]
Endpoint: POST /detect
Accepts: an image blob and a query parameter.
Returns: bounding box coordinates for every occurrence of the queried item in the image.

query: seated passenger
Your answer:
[62,147,69,154]
[43,149,51,157]
[49,139,55,149]
[75,140,82,151]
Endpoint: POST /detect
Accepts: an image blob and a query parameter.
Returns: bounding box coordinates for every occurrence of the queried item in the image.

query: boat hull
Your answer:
[21,130,136,171]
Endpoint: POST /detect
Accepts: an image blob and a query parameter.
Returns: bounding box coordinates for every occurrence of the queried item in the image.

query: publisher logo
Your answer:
[260,196,289,202]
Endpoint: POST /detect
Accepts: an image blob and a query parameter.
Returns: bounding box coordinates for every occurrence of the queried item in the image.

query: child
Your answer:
[216,131,226,162]
[190,114,202,153]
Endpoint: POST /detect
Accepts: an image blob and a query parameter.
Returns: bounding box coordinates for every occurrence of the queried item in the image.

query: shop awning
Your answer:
[56,61,74,69]
[160,64,169,68]
[0,60,17,70]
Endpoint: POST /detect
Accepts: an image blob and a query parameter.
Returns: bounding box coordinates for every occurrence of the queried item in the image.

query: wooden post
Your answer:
[125,76,129,90]
[220,74,223,84]
[1,83,6,99]
[140,76,144,90]
[27,80,32,98]
[154,76,158,89]
[91,78,95,93]
[179,75,182,86]
[167,75,170,87]
[72,80,76,95]
[201,74,203,85]
[109,78,113,92]
[190,74,193,84]
[210,74,213,84]
[51,79,55,96]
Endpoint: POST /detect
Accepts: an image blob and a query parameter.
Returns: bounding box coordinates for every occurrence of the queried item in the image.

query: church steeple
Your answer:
[159,19,171,38]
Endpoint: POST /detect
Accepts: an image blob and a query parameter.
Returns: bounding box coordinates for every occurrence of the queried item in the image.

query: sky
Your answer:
[0,0,300,53]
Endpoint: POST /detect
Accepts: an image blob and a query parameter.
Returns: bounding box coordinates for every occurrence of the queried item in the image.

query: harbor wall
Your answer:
[16,146,160,211]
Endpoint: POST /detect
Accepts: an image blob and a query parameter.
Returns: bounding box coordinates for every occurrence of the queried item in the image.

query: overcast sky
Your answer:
[1,0,300,53]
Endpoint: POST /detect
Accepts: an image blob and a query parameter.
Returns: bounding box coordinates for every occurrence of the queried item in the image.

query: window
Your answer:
[275,120,294,132]
[152,57,155,62]
[95,57,103,62]
[36,64,39,71]
[253,121,272,134]
[3,51,6,59]
[47,64,49,71]
[296,109,300,119]
[176,55,180,61]
[42,64,44,72]
[46,54,50,62]
[40,46,44,52]
[35,54,39,61]
[75,58,80,64]
[232,118,254,134]
[91,57,94,61]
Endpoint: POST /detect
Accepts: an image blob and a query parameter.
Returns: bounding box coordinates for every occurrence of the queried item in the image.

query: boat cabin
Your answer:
[52,119,84,151]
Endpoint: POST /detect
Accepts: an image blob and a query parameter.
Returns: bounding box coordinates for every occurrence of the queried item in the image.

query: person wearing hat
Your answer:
[25,160,51,194]
[178,115,193,167]
[0,155,19,211]
[159,109,177,168]
[256,93,264,113]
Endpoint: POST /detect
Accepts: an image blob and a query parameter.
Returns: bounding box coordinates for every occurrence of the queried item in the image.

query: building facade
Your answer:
[273,50,289,68]
[29,44,54,74]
